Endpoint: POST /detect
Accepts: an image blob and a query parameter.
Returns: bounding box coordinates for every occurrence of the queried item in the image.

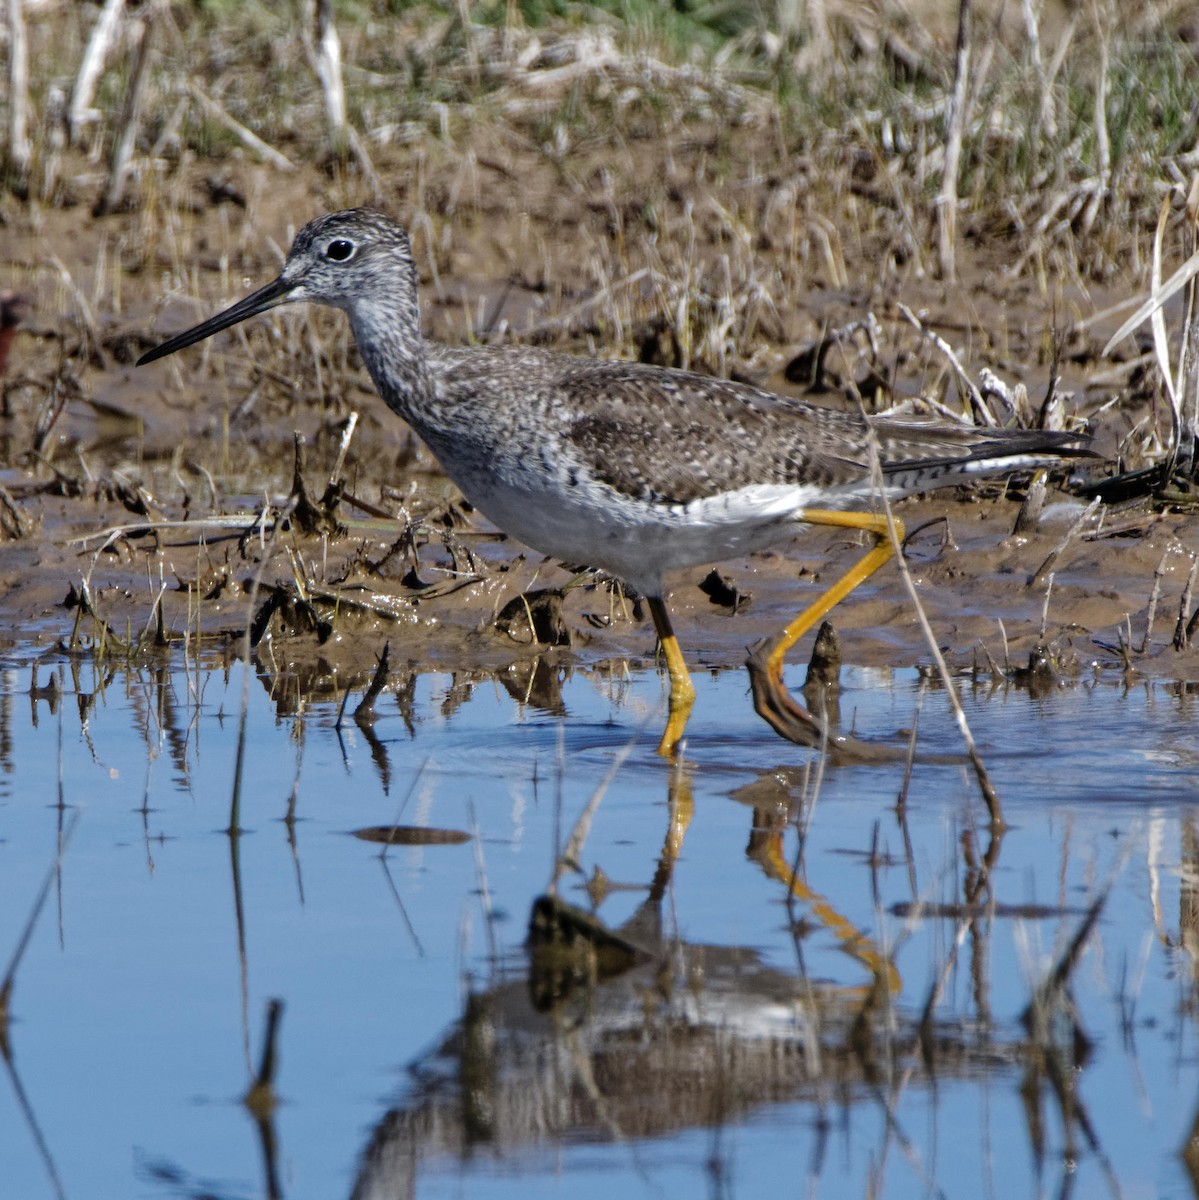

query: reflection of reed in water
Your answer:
[1181,819,1199,978]
[1185,823,1199,1194]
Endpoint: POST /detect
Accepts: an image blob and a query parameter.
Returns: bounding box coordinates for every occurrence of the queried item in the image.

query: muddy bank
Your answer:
[0,440,1193,712]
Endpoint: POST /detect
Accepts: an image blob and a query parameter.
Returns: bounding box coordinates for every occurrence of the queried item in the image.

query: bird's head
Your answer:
[137,208,416,366]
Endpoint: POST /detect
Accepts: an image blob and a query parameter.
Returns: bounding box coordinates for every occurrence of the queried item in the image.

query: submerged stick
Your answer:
[354,642,391,726]
[244,998,284,1117]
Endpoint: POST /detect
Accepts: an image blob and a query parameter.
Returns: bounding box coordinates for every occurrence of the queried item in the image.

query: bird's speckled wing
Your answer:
[428,347,1085,507]
[557,361,881,504]
[430,348,874,503]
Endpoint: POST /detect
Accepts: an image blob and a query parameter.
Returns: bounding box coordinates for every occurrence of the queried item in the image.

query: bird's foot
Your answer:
[746,634,830,750]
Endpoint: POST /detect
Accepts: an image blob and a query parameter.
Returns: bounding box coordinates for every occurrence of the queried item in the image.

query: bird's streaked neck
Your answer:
[345,291,433,423]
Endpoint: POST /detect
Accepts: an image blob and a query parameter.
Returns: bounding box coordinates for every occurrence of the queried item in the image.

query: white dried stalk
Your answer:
[898,302,995,426]
[936,0,972,283]
[69,0,127,145]
[6,0,31,181]
[1104,244,1199,356]
[97,12,153,215]
[312,0,346,144]
[1078,4,1110,237]
[1150,194,1180,442]
[1178,178,1199,469]
[1104,184,1199,469]
[302,0,378,194]
[1021,0,1045,98]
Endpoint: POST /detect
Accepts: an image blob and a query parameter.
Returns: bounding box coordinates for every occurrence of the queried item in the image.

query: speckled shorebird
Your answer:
[138,209,1090,755]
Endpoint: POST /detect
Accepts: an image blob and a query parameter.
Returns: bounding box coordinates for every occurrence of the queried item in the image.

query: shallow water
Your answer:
[2,648,1197,1200]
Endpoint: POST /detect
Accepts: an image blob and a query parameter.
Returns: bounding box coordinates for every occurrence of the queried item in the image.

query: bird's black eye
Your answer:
[325,238,355,262]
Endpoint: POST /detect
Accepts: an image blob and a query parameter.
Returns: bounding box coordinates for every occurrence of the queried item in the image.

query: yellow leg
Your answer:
[750,508,904,745]
[647,595,695,757]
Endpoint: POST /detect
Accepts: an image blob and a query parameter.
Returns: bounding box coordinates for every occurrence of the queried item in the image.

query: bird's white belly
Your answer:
[462,474,842,595]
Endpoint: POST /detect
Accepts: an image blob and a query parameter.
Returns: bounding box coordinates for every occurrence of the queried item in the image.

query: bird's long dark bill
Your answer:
[136,275,296,366]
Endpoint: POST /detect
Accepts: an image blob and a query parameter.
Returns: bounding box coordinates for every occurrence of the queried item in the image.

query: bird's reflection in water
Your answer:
[348,761,930,1199]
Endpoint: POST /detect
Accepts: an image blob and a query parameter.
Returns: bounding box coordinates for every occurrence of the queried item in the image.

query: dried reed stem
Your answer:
[69,0,127,145]
[864,423,1003,828]
[186,82,297,172]
[937,0,972,282]
[5,0,31,186]
[95,10,154,216]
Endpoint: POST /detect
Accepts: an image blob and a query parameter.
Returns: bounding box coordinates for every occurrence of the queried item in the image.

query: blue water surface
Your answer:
[1,652,1196,1200]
